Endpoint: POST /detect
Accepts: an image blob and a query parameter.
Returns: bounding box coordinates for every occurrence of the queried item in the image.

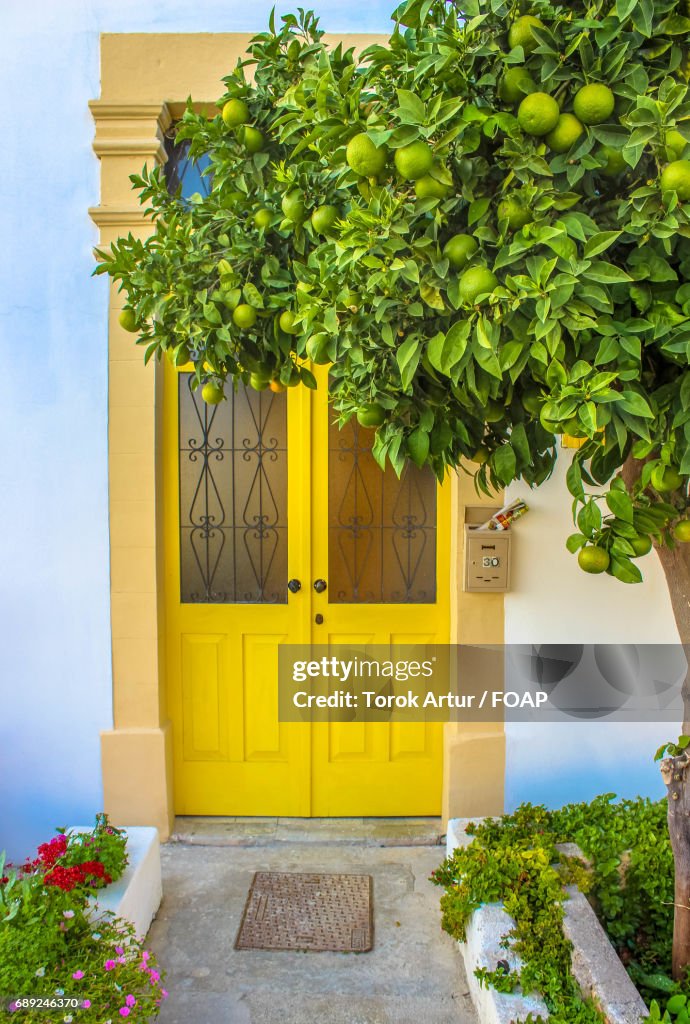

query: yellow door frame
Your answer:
[89,32,506,839]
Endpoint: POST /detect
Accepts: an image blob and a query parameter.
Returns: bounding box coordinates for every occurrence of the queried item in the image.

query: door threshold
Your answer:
[169,816,444,848]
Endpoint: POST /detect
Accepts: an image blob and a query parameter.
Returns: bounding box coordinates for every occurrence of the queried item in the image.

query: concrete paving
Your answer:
[148,837,479,1024]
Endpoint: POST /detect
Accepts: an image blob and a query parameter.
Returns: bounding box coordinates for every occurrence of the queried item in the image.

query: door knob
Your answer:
[315,614,324,624]
[287,579,302,594]
[313,579,327,593]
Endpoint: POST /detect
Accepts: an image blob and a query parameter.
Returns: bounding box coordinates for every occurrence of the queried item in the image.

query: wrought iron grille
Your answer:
[165,134,212,199]
[178,375,288,604]
[328,417,437,604]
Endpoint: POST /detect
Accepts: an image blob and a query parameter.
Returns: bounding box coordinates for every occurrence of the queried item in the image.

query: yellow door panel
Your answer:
[308,366,449,817]
[164,365,310,816]
[165,361,449,817]
[180,633,229,761]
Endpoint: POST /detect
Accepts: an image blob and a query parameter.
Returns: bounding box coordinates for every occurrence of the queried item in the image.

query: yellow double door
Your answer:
[164,364,450,816]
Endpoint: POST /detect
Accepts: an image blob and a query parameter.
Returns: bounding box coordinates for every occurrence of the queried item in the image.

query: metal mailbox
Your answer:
[463,506,512,592]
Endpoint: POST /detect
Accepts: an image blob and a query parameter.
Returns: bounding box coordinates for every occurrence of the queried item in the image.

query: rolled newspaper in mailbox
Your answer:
[475,497,529,531]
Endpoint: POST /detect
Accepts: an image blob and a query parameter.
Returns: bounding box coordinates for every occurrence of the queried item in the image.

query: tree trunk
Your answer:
[621,460,690,978]
[657,539,690,978]
[661,754,690,978]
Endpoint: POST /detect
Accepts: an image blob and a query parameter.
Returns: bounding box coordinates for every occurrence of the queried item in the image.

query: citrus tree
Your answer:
[97,0,690,975]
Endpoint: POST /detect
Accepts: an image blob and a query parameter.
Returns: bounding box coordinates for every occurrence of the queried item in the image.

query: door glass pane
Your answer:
[178,374,288,603]
[328,415,437,604]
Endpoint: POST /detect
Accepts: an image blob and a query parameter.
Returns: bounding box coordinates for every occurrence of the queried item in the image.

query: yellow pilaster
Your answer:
[90,99,173,837]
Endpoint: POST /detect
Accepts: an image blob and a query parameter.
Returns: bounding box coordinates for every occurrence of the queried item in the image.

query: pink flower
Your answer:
[82,1002,91,1009]
[115,946,124,955]
[63,910,75,919]
[72,971,84,980]
[125,996,136,1007]
[142,951,150,961]
[104,960,116,971]
[149,970,160,983]
[119,1009,130,1018]
[161,990,168,999]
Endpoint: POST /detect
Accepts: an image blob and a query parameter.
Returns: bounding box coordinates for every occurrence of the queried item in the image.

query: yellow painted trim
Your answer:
[91,32,506,834]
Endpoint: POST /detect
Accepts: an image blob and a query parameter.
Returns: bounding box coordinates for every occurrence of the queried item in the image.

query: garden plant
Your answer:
[96,0,690,985]
[432,795,688,1022]
[0,815,167,1023]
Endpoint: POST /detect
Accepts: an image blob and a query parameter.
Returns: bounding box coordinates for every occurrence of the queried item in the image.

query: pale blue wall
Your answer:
[0,0,396,861]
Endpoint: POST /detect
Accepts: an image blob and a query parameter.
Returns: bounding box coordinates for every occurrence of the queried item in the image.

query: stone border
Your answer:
[71,826,162,940]
[446,819,648,1024]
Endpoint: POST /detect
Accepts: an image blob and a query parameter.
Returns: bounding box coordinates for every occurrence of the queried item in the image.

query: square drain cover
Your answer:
[235,871,373,952]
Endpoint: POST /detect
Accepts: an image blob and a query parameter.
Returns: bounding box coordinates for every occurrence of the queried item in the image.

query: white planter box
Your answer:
[70,826,162,940]
[446,818,648,1024]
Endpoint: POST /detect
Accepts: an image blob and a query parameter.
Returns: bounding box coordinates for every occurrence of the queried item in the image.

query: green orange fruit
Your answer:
[517,92,560,136]
[254,208,272,230]
[458,266,498,305]
[241,126,264,153]
[414,173,452,200]
[546,113,584,153]
[118,308,138,333]
[508,15,544,53]
[281,190,307,223]
[521,389,542,416]
[394,140,434,181]
[666,130,688,161]
[497,196,533,230]
[655,465,683,492]
[232,304,258,329]
[660,160,690,201]
[356,403,386,428]
[443,234,478,269]
[578,546,610,574]
[471,446,490,464]
[279,310,300,335]
[630,534,653,556]
[346,133,387,177]
[222,99,250,128]
[573,84,615,125]
[498,67,537,105]
[674,520,690,542]
[201,382,224,405]
[598,146,627,177]
[311,205,339,234]
[407,427,430,467]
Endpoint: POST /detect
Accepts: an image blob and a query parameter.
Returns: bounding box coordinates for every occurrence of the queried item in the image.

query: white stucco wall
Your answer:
[504,454,681,812]
[0,2,680,856]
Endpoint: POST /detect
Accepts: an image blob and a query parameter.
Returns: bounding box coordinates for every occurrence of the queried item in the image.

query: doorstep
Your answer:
[71,825,162,940]
[171,815,444,847]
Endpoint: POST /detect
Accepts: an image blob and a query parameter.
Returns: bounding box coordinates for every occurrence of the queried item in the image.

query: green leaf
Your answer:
[397,336,421,390]
[566,459,585,500]
[609,555,643,584]
[618,391,653,418]
[243,283,264,308]
[420,282,445,310]
[584,261,632,284]
[396,88,427,125]
[584,231,622,259]
[606,489,634,523]
[492,444,517,485]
